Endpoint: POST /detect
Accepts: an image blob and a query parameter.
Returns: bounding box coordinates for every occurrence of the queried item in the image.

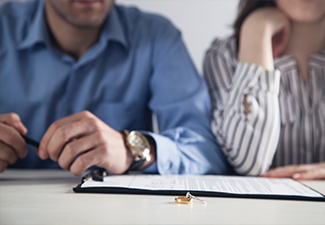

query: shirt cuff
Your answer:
[235,63,281,95]
[140,131,179,175]
[258,69,281,94]
[141,161,158,174]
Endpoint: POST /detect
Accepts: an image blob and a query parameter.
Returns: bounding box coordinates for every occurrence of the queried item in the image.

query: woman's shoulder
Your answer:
[205,37,238,65]
[208,37,236,52]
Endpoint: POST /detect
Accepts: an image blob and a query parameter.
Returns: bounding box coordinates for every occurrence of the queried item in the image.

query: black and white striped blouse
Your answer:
[203,38,325,176]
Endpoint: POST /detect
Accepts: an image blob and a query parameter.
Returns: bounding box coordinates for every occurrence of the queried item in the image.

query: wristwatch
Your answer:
[124,130,151,171]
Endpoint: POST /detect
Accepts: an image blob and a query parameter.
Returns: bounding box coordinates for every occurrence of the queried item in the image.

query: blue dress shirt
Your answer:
[0,0,230,174]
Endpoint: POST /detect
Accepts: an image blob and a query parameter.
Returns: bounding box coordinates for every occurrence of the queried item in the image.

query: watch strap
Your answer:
[127,158,146,171]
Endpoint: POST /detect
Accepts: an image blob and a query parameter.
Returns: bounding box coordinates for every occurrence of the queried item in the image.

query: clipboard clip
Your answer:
[82,168,107,183]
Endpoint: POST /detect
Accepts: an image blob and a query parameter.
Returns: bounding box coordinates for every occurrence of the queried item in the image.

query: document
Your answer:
[74,175,325,201]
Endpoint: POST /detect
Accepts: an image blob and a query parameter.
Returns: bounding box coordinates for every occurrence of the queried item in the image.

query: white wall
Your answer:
[117,0,239,73]
[0,0,240,73]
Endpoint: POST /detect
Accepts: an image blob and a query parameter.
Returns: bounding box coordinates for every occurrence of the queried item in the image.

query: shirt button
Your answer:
[164,161,172,170]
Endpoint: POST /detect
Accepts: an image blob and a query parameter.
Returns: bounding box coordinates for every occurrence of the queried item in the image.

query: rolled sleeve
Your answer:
[140,21,230,175]
[204,41,282,175]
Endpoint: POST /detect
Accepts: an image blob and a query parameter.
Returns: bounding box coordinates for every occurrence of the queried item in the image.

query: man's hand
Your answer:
[262,162,325,180]
[0,113,28,172]
[37,111,134,176]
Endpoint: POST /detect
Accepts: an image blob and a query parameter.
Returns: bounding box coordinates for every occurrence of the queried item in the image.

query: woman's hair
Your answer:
[233,0,277,50]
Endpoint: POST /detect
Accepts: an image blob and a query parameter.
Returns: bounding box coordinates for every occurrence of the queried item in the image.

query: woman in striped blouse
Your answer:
[204,0,325,180]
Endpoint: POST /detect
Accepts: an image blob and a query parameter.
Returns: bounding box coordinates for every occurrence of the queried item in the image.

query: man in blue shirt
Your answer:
[0,0,229,176]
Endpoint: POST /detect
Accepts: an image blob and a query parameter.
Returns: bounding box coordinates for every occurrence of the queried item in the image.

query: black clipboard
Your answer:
[73,172,325,202]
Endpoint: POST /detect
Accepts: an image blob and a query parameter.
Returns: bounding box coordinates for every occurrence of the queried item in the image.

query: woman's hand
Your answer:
[239,7,291,70]
[262,162,325,180]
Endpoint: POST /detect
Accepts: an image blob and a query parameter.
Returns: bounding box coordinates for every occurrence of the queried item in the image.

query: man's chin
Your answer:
[71,0,104,11]
[70,22,103,29]
[66,17,105,29]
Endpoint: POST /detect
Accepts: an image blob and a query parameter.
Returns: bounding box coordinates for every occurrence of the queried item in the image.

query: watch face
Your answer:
[127,131,150,158]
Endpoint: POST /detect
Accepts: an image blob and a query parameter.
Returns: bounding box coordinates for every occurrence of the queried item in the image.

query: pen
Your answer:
[82,169,107,182]
[22,135,40,148]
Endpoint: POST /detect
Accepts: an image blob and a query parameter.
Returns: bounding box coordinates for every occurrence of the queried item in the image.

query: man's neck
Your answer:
[45,1,101,60]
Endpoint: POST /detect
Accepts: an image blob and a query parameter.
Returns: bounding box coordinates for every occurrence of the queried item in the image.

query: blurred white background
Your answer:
[0,0,240,73]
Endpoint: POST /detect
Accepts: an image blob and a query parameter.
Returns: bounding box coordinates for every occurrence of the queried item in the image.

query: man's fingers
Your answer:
[0,113,27,173]
[0,159,8,173]
[0,142,18,164]
[0,123,27,159]
[39,111,95,160]
[0,113,27,135]
[69,146,106,176]
[45,116,102,161]
[58,131,104,170]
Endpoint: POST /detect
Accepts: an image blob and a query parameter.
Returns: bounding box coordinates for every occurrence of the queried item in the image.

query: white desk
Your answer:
[1,169,325,225]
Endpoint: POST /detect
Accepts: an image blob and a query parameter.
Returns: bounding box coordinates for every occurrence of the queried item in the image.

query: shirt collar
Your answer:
[309,50,325,70]
[100,6,129,50]
[274,50,325,72]
[17,2,129,51]
[17,0,49,50]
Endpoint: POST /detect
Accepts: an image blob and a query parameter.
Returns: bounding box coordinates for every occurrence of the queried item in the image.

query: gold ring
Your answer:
[175,196,193,204]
